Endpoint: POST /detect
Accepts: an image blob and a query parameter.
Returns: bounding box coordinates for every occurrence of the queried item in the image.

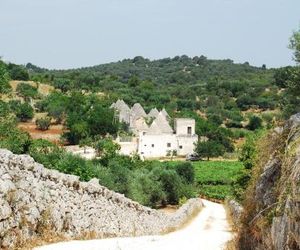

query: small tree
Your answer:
[175,162,195,184]
[16,83,38,101]
[195,140,225,161]
[0,60,11,94]
[94,138,120,165]
[15,102,34,122]
[79,137,93,153]
[36,117,51,131]
[247,115,263,131]
[166,149,177,160]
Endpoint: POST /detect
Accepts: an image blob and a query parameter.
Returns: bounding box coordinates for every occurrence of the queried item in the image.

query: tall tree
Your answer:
[289,28,300,63]
[0,60,11,94]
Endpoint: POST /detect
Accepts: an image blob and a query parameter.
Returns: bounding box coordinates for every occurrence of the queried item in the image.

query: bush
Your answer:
[195,140,225,160]
[129,169,166,207]
[175,162,195,184]
[15,102,34,122]
[0,116,31,154]
[7,63,29,80]
[158,169,182,204]
[239,134,257,169]
[28,139,63,168]
[0,61,11,94]
[247,115,263,130]
[16,83,38,100]
[36,117,51,131]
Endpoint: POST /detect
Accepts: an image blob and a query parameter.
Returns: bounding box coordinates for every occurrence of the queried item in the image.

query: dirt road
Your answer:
[36,199,233,250]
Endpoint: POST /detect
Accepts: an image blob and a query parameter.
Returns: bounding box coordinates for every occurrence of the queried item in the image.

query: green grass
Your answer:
[192,161,244,200]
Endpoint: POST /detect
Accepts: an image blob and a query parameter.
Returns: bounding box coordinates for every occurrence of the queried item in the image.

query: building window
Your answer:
[187,126,192,135]
[144,144,147,147]
[179,145,183,149]
[167,143,171,148]
[151,144,154,148]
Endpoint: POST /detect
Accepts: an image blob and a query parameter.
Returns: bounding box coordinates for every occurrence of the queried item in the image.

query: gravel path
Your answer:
[35,199,233,250]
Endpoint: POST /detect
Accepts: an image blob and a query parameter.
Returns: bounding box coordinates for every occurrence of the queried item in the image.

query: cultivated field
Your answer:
[193,161,244,200]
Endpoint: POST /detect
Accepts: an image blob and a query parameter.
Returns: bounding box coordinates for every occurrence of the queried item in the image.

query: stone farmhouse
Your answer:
[111,100,198,158]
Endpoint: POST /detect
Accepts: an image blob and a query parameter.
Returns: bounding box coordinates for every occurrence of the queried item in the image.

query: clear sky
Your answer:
[0,0,299,69]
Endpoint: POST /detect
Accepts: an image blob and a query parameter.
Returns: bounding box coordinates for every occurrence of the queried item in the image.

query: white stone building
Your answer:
[111,100,198,158]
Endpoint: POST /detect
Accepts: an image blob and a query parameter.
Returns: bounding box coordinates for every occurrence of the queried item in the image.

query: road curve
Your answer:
[35,199,233,250]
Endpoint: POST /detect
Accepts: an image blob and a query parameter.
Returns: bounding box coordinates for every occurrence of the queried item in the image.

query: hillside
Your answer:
[26,56,278,113]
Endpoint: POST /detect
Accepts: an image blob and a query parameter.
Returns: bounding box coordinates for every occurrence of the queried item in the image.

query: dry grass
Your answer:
[234,129,287,249]
[10,81,54,96]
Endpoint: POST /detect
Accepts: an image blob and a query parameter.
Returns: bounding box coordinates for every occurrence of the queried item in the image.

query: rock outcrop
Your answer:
[237,113,300,250]
[0,150,203,249]
[226,199,243,228]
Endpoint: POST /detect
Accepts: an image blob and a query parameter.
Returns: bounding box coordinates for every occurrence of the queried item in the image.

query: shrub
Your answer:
[28,139,63,168]
[247,115,263,130]
[0,116,31,154]
[36,117,51,131]
[158,169,182,204]
[195,140,225,160]
[129,169,166,207]
[175,162,195,184]
[16,82,38,100]
[239,134,257,170]
[16,102,34,122]
[0,61,11,94]
[7,63,29,80]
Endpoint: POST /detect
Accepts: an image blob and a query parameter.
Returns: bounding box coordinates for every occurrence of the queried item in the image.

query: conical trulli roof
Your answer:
[151,112,173,134]
[161,108,170,118]
[147,120,163,135]
[148,108,159,118]
[133,117,149,132]
[113,99,129,111]
[131,103,147,118]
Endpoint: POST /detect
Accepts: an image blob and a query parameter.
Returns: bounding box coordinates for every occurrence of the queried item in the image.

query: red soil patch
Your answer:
[18,122,65,144]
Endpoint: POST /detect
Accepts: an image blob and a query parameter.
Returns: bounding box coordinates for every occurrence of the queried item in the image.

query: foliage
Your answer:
[195,140,225,160]
[16,82,38,100]
[0,60,11,94]
[175,162,195,184]
[247,115,263,131]
[0,115,31,154]
[94,137,120,165]
[289,28,300,63]
[35,116,51,131]
[9,100,34,122]
[7,63,29,80]
[28,139,64,168]
[157,169,183,204]
[273,28,300,118]
[192,160,244,200]
[41,92,68,123]
[62,92,118,144]
[27,56,277,115]
[130,169,167,207]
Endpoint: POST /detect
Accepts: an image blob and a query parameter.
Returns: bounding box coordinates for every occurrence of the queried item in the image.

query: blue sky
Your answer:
[0,0,299,69]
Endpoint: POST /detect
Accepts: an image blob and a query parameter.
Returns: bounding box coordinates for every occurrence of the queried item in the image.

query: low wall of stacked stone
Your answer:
[0,149,203,248]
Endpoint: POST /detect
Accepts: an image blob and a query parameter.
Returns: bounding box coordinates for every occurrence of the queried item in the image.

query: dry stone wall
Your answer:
[0,149,203,249]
